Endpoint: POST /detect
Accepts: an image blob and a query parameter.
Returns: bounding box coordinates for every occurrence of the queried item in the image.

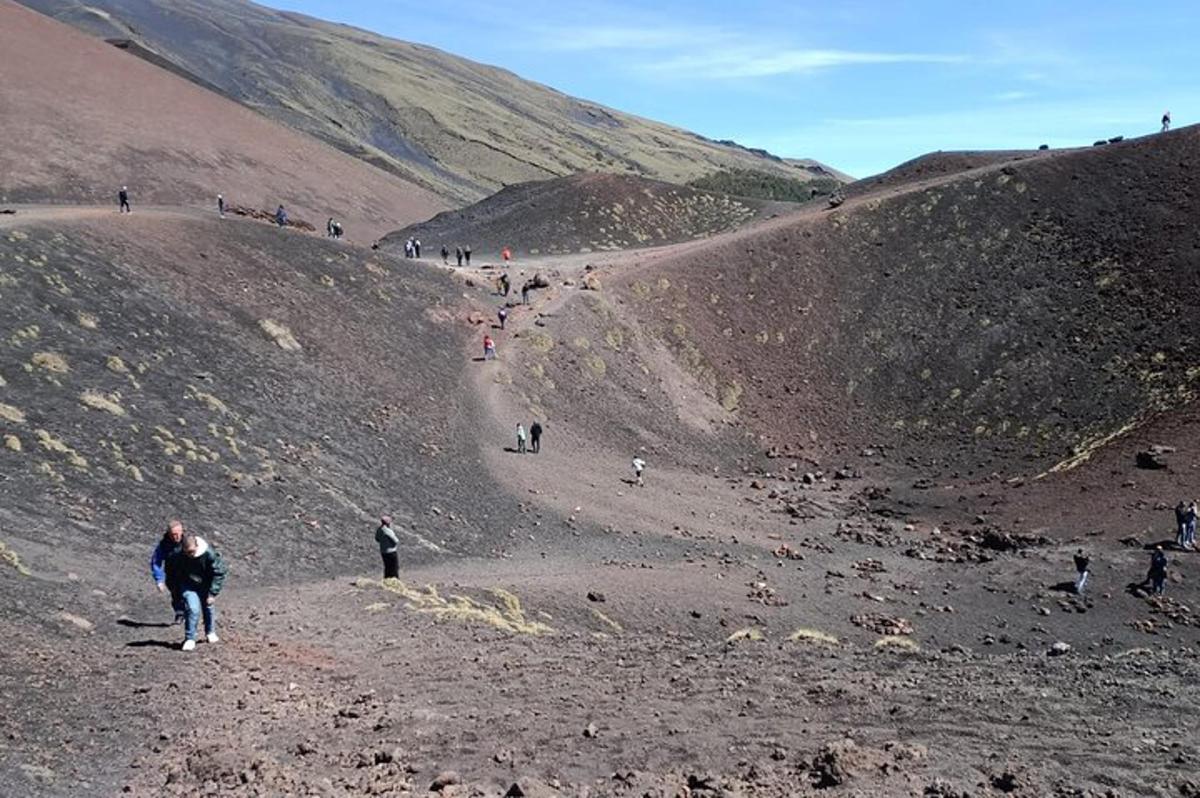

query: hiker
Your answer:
[483,334,496,360]
[275,205,288,227]
[530,420,543,454]
[118,186,131,214]
[1147,546,1168,595]
[499,273,511,297]
[217,194,225,218]
[455,246,463,267]
[498,307,508,330]
[521,282,531,305]
[502,247,512,266]
[464,245,472,266]
[632,456,646,487]
[331,221,343,239]
[327,217,335,237]
[414,239,422,258]
[1073,549,1090,594]
[516,423,527,454]
[375,516,400,579]
[1185,501,1198,550]
[165,533,227,651]
[441,245,449,264]
[1162,110,1172,132]
[1176,501,1187,547]
[150,519,186,623]
[404,238,413,258]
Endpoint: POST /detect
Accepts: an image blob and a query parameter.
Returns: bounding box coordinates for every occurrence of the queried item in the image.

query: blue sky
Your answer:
[271,0,1198,178]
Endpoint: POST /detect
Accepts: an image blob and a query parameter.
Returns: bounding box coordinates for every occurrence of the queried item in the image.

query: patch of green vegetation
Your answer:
[688,168,840,202]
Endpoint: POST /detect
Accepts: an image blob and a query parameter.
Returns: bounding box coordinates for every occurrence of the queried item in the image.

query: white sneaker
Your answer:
[181,639,196,651]
[206,633,219,644]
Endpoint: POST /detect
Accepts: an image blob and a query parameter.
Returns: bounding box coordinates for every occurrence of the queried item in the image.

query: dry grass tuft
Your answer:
[0,540,31,576]
[79,390,125,416]
[31,352,69,374]
[258,319,302,351]
[76,312,98,330]
[372,579,553,635]
[3,434,21,452]
[788,628,840,646]
[726,627,765,644]
[0,403,26,424]
[105,355,128,374]
[874,636,920,652]
[591,608,623,633]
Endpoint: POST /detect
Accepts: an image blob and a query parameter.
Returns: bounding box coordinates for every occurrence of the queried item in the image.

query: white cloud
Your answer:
[534,24,730,52]
[644,48,966,79]
[994,90,1032,102]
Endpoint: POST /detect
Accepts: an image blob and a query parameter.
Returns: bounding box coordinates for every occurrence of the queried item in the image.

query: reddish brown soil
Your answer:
[0,0,447,241]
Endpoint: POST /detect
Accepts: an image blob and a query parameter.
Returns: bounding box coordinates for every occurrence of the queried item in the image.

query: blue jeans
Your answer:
[181,590,216,640]
[1186,521,1196,547]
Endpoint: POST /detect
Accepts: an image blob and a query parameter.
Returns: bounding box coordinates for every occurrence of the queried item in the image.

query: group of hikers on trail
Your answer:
[149,519,227,651]
[514,421,543,454]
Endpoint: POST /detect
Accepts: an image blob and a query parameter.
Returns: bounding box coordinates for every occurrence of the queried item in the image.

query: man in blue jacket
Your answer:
[166,533,228,651]
[150,520,185,623]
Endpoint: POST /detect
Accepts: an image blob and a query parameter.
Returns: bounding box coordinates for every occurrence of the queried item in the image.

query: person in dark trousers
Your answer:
[483,334,496,360]
[1185,501,1197,550]
[1176,501,1187,548]
[530,421,542,453]
[464,245,472,266]
[1162,111,1172,132]
[1147,546,1168,595]
[217,194,225,218]
[498,307,508,330]
[499,273,510,297]
[521,282,530,305]
[375,516,400,579]
[516,423,527,454]
[166,533,227,651]
[275,205,288,227]
[441,245,449,264]
[1073,549,1090,594]
[455,246,463,267]
[414,239,422,258]
[118,186,131,213]
[150,519,186,623]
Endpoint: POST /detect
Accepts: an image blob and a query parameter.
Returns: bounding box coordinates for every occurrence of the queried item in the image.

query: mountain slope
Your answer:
[15,0,842,204]
[0,0,445,241]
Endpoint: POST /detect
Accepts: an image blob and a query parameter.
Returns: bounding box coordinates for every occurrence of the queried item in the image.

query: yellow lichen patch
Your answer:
[76,312,98,330]
[1038,418,1141,478]
[171,464,185,476]
[719,381,743,412]
[8,325,39,347]
[31,352,69,374]
[0,540,30,576]
[874,636,920,652]
[35,461,63,483]
[591,608,622,633]
[105,355,128,374]
[788,628,840,646]
[571,336,590,350]
[583,353,607,378]
[371,579,553,635]
[79,390,125,416]
[319,275,336,288]
[604,328,624,350]
[259,319,302,351]
[0,403,26,424]
[726,627,765,644]
[189,388,229,415]
[4,434,21,452]
[527,332,555,354]
[34,429,87,469]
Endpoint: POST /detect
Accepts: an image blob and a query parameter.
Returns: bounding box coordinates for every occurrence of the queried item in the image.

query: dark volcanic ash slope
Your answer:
[382,173,790,259]
[0,1,445,241]
[619,126,1200,477]
[0,212,529,586]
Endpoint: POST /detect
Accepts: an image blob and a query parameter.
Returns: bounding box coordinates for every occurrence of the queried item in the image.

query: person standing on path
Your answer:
[530,421,542,454]
[275,205,288,227]
[464,245,472,266]
[498,307,508,330]
[414,239,422,258]
[521,282,530,305]
[455,246,463,266]
[1073,549,1090,594]
[632,456,646,487]
[150,519,186,623]
[166,533,227,651]
[1185,501,1197,549]
[217,194,225,218]
[1162,111,1172,132]
[516,423,527,454]
[483,334,496,360]
[441,245,449,264]
[375,516,400,579]
[499,273,510,297]
[1147,546,1169,595]
[1176,501,1188,548]
[118,186,131,214]
[502,247,512,267]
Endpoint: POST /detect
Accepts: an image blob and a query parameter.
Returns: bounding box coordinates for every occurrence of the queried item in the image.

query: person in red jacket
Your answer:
[501,247,512,266]
[483,334,496,360]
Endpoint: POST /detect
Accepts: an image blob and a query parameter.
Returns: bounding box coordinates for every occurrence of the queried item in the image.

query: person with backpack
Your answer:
[118,186,131,214]
[530,421,543,454]
[1073,549,1090,594]
[1162,111,1172,132]
[166,533,228,651]
[516,423,527,454]
[375,516,400,579]
[150,519,186,623]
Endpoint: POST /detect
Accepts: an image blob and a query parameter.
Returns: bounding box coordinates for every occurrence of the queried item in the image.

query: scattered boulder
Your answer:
[1048,641,1072,657]
[1136,446,1173,470]
[990,771,1021,793]
[430,770,461,791]
[583,722,599,738]
[582,272,601,291]
[586,591,606,603]
[504,784,527,798]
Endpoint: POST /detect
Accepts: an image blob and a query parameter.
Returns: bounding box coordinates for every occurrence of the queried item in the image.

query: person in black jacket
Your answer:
[118,186,131,213]
[166,533,228,651]
[530,421,543,454]
[1073,549,1090,594]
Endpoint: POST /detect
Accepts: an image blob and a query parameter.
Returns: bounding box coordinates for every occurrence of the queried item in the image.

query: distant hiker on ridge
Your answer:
[1073,548,1090,594]
[275,205,288,227]
[375,516,400,579]
[118,186,131,214]
[516,423,527,454]
[1162,110,1172,132]
[150,519,186,623]
[166,532,227,651]
[530,420,543,454]
[217,194,225,218]
[455,246,463,267]
[483,334,496,360]
[464,245,472,266]
[441,245,449,264]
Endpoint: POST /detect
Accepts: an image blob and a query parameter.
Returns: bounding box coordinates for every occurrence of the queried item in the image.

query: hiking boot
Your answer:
[206,633,220,644]
[181,639,196,652]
